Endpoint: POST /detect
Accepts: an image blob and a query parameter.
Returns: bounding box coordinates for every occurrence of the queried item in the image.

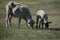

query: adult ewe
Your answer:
[36,9,51,29]
[13,5,35,29]
[7,1,34,28]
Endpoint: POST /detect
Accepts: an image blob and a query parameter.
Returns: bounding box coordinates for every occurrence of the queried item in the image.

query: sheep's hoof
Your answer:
[45,27,49,29]
[18,26,20,28]
[42,27,43,29]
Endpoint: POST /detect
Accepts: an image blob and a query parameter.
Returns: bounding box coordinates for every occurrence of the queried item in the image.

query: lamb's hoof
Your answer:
[45,27,49,29]
[18,26,20,29]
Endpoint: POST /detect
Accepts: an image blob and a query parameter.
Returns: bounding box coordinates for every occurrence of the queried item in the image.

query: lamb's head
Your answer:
[43,21,52,29]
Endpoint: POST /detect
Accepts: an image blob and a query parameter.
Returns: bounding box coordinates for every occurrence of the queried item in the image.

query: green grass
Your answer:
[0,0,60,40]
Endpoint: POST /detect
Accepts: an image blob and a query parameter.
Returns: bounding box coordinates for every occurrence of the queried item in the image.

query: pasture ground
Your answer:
[0,0,60,40]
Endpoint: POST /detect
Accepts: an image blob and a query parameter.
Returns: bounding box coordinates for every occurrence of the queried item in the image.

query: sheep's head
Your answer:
[27,19,35,29]
[43,21,52,29]
[11,1,16,8]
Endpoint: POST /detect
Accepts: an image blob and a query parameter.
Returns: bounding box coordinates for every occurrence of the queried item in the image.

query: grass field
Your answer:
[0,0,60,40]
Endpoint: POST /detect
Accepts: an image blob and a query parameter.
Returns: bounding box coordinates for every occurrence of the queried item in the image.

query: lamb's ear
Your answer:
[33,20,35,24]
[43,22,45,24]
[48,22,52,23]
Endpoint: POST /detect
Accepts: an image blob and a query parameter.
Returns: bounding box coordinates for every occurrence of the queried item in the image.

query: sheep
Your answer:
[36,9,51,29]
[13,5,35,29]
[6,1,17,28]
[6,1,35,28]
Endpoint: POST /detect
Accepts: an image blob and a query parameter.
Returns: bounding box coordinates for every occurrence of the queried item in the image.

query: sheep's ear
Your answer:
[48,22,52,23]
[32,20,35,23]
[43,22,52,24]
[43,22,45,24]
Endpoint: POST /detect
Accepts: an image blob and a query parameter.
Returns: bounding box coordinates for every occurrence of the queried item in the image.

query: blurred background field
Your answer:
[0,0,60,40]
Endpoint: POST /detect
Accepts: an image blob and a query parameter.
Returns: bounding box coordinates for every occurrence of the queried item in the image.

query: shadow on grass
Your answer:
[49,28,60,31]
[34,28,60,31]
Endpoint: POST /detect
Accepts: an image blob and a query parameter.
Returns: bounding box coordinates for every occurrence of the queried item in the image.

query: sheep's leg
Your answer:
[6,8,8,28]
[6,14,12,28]
[6,17,8,28]
[41,19,44,29]
[27,24,30,29]
[42,22,43,29]
[18,18,21,28]
[45,22,49,29]
[36,16,39,29]
[45,15,48,29]
[45,24,47,29]
[26,20,30,29]
[8,15,12,28]
[39,20,41,29]
[26,21,30,29]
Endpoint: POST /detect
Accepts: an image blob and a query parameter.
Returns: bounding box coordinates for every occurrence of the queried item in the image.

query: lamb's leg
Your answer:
[42,22,43,29]
[36,16,39,29]
[41,19,44,29]
[6,14,12,28]
[45,15,48,29]
[45,19,49,29]
[45,22,50,29]
[39,20,41,29]
[18,18,21,28]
